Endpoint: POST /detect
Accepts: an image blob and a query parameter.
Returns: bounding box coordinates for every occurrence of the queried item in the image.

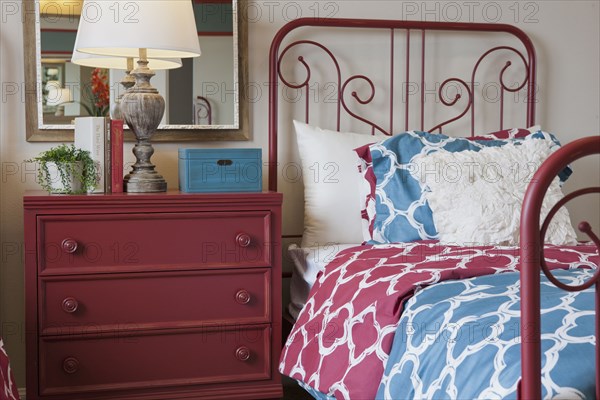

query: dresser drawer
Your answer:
[41,268,270,335]
[38,212,272,274]
[39,325,271,396]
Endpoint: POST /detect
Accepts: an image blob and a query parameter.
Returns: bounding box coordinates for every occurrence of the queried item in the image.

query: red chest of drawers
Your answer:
[24,191,283,400]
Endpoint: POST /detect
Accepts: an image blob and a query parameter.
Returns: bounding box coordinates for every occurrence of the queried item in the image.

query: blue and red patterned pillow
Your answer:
[355,128,571,244]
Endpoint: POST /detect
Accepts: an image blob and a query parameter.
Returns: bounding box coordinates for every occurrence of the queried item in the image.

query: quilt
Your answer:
[279,242,599,399]
[378,268,595,399]
[0,338,19,400]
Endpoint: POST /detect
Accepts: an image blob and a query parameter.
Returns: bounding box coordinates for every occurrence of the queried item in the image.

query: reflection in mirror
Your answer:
[24,0,249,141]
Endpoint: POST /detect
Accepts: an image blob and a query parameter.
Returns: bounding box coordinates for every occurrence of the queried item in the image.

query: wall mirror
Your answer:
[24,0,249,142]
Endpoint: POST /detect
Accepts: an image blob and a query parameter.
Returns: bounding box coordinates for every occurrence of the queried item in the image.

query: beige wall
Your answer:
[1,0,599,388]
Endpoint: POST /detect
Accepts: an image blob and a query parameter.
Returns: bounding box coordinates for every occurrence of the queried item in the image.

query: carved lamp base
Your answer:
[123,141,167,193]
[124,178,167,193]
[121,54,167,193]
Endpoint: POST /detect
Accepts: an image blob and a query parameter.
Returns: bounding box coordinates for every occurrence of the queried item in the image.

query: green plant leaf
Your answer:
[25,144,99,194]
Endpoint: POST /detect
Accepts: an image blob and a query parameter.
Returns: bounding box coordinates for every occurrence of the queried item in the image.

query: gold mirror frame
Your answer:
[23,0,249,142]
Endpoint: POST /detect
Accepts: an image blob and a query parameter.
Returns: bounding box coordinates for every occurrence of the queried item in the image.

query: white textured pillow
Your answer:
[294,120,384,247]
[412,139,577,246]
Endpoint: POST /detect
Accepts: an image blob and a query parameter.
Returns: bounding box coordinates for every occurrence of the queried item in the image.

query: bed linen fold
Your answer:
[278,242,599,400]
[378,268,596,399]
[0,339,19,400]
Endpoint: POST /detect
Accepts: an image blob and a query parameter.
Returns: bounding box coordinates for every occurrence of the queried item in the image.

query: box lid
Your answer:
[178,148,261,160]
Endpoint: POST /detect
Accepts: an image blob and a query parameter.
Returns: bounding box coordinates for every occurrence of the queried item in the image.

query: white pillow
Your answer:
[294,120,385,247]
[287,243,357,320]
[412,139,577,246]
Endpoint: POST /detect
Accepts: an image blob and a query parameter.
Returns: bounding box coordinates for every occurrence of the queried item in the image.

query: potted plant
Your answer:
[26,144,99,194]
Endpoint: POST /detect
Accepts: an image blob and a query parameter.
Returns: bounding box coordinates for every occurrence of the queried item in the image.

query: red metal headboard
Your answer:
[268,18,537,191]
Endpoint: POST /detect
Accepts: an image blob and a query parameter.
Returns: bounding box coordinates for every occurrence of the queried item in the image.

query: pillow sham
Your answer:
[287,243,357,320]
[357,128,570,243]
[412,139,577,245]
[293,120,387,247]
[355,128,536,242]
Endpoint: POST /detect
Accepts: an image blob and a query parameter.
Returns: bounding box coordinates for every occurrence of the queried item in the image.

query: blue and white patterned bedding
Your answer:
[296,268,596,399]
[367,130,571,244]
[377,268,595,399]
[280,242,600,400]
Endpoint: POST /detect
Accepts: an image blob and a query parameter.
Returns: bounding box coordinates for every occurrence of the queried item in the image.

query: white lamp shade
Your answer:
[46,87,73,106]
[74,0,201,58]
[71,51,183,70]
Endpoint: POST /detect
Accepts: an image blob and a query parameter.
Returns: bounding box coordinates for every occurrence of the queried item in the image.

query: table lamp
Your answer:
[71,51,182,119]
[73,0,201,192]
[46,86,73,116]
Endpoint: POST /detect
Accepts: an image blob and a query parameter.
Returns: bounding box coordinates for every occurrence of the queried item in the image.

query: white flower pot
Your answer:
[46,161,83,193]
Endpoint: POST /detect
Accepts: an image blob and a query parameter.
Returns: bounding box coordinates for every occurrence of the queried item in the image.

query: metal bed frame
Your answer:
[267,17,599,399]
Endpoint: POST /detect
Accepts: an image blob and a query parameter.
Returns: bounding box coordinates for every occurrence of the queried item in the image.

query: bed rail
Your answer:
[269,18,537,191]
[520,135,600,399]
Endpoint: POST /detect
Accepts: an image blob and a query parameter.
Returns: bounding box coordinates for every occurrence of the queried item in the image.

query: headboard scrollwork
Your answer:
[268,18,537,191]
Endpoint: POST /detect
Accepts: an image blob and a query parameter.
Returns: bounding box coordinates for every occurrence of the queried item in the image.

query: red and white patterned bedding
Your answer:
[278,241,600,400]
[0,339,19,400]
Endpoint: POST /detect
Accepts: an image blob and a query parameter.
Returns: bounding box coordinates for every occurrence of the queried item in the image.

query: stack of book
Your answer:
[74,117,124,193]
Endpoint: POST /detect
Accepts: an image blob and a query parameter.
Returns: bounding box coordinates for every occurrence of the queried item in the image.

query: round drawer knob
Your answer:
[235,346,251,362]
[62,297,79,313]
[63,357,80,374]
[236,233,252,248]
[61,238,78,254]
[235,290,251,305]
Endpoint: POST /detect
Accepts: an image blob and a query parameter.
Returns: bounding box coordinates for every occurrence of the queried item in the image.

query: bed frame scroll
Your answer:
[268,18,537,191]
[520,135,600,399]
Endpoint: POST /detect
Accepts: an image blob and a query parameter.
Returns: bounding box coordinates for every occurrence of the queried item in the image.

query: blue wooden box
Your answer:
[178,148,262,193]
